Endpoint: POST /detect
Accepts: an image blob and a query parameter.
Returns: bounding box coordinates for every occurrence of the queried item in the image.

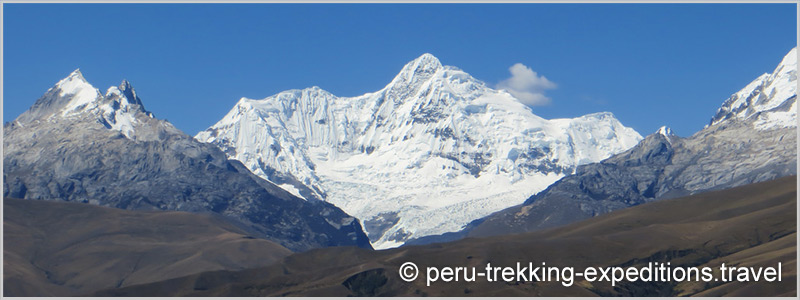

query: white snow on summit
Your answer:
[17,69,152,139]
[57,69,104,115]
[197,53,643,249]
[710,48,797,130]
[656,126,674,137]
[653,126,676,143]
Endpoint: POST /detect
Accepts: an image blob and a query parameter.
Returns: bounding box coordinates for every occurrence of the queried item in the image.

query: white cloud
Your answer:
[496,63,557,106]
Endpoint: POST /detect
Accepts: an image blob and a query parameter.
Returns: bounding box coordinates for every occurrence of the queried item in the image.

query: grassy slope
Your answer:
[3,198,292,296]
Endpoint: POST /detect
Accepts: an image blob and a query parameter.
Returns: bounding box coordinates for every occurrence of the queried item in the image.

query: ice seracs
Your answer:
[197,53,644,249]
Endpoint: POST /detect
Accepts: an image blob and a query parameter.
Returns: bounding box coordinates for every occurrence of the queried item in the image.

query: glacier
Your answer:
[196,53,643,249]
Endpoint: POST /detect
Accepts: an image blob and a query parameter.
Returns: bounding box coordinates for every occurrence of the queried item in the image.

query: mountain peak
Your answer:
[388,53,443,86]
[54,68,97,98]
[413,53,441,66]
[656,126,674,137]
[116,79,145,108]
[303,85,334,95]
[120,79,133,90]
[14,70,155,140]
[14,69,103,124]
[198,53,644,248]
[653,126,676,144]
[709,47,797,130]
[408,53,443,73]
[66,68,86,80]
[103,79,149,119]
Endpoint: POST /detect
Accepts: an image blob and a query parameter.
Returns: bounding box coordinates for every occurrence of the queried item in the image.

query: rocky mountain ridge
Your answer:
[458,47,798,239]
[3,71,371,252]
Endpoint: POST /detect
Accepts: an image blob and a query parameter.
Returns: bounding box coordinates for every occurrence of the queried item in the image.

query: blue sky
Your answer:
[3,4,797,137]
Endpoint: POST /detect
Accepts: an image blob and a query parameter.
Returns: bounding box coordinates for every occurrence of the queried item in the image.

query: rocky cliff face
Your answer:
[3,70,371,252]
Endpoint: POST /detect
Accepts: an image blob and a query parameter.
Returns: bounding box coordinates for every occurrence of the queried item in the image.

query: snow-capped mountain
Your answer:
[197,53,643,249]
[4,70,371,252]
[462,47,797,240]
[710,48,797,129]
[15,69,154,139]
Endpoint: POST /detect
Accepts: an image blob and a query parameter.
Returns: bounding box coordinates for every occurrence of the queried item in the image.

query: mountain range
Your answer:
[3,47,796,297]
[196,53,643,248]
[3,70,371,252]
[416,47,797,243]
